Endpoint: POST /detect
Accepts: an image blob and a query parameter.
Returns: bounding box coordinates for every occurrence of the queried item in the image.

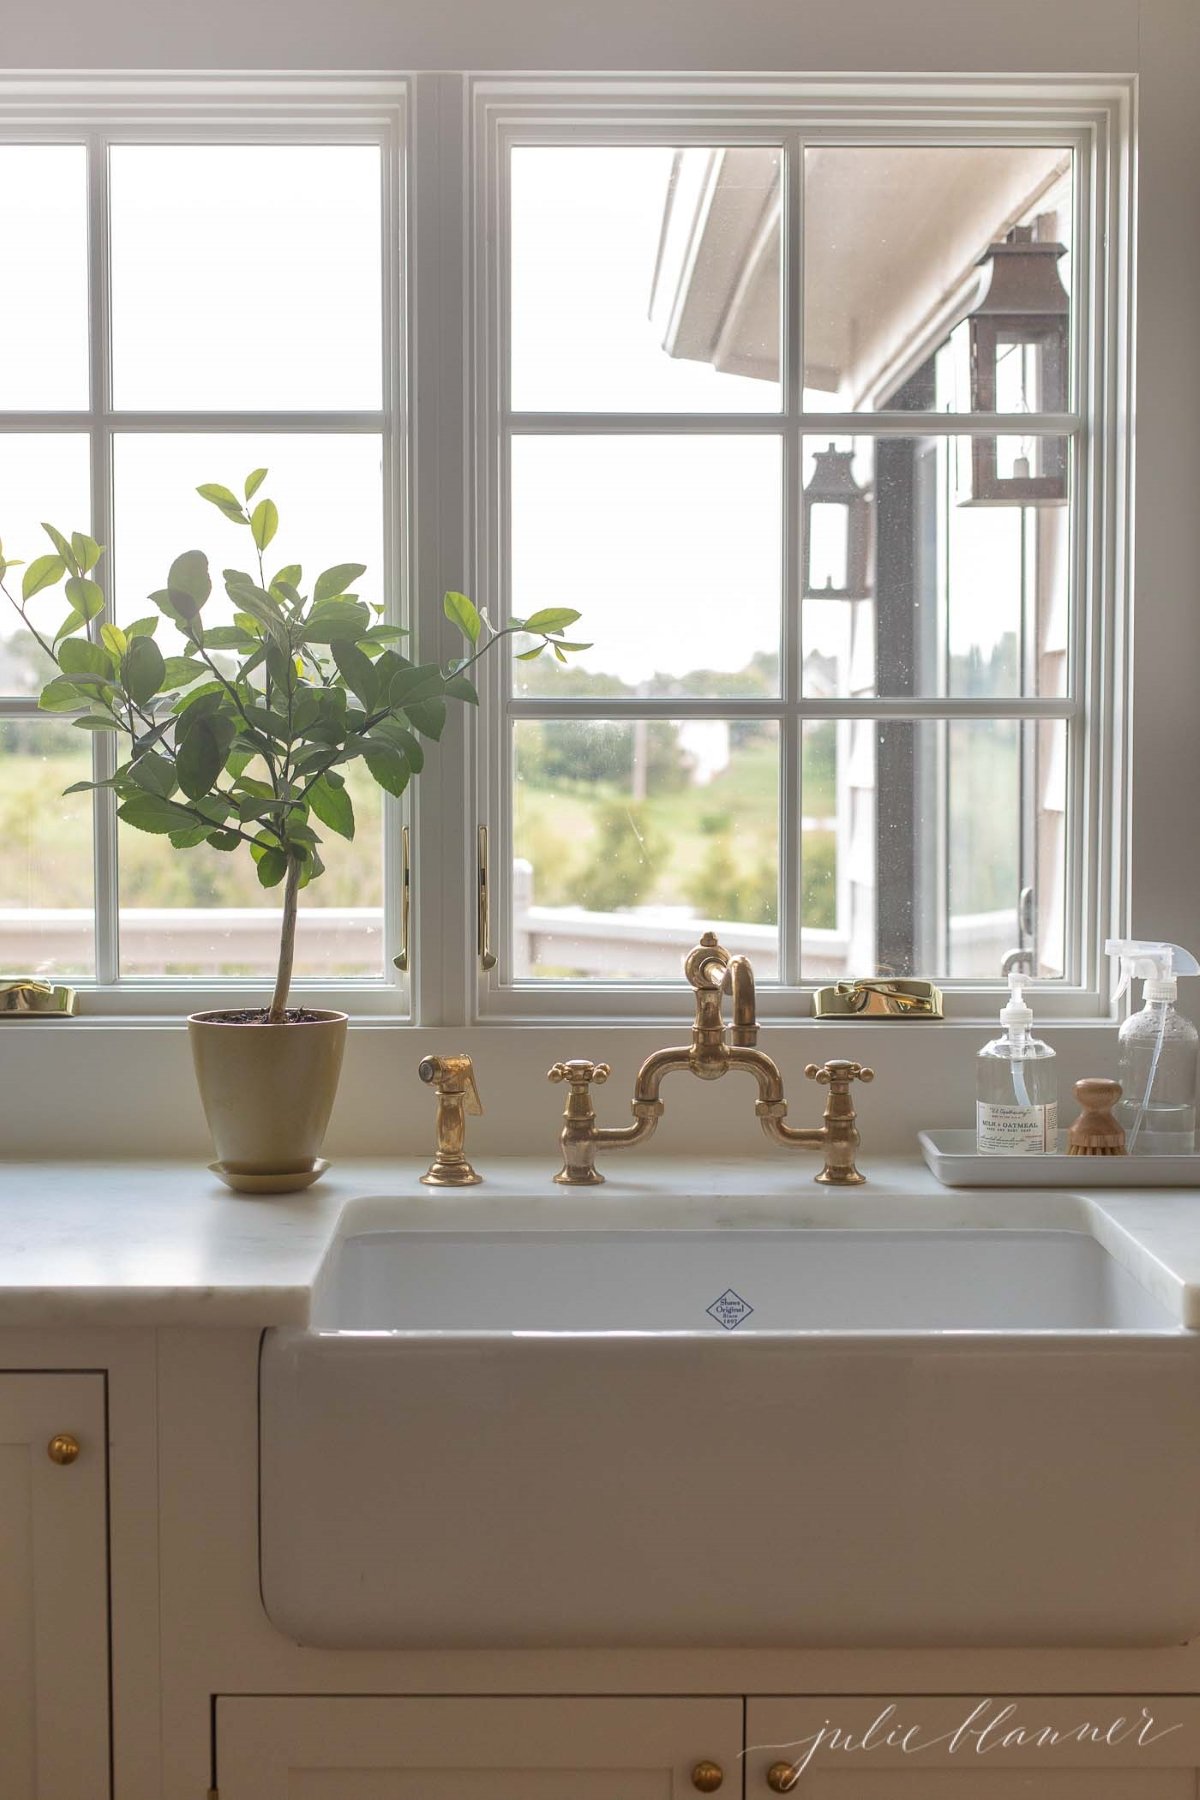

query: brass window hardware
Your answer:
[47,1433,80,1465]
[477,823,497,971]
[0,979,77,1017]
[813,976,943,1018]
[691,1762,724,1792]
[392,825,411,972]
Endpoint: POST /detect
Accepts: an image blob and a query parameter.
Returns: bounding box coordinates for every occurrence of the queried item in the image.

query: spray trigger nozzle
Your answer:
[1106,940,1200,1004]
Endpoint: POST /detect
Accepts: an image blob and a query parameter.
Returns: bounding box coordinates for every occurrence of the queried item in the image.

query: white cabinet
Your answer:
[746,1697,1200,1797]
[216,1696,741,1800]
[0,1371,109,1800]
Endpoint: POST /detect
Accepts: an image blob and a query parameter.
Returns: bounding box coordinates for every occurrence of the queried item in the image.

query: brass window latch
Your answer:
[418,1053,484,1186]
[392,824,411,972]
[813,977,943,1018]
[477,824,497,971]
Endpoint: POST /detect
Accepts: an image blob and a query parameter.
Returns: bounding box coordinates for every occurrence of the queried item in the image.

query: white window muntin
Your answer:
[472,76,1131,1022]
[0,76,410,1016]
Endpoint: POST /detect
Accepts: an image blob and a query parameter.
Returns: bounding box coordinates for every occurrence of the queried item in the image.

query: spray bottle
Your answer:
[1106,941,1200,1154]
[976,973,1058,1154]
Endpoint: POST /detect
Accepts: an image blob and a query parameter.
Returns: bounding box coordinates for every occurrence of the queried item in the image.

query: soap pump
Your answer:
[976,972,1058,1154]
[1105,940,1200,1154]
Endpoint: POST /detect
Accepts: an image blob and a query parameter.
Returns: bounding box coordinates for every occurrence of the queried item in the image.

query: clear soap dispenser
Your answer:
[976,974,1058,1154]
[1106,940,1200,1154]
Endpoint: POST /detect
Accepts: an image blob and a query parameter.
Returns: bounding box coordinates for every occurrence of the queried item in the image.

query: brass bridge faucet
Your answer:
[548,932,874,1186]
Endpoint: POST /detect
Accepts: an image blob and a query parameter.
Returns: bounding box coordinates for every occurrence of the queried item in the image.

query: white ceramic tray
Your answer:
[919,1128,1200,1188]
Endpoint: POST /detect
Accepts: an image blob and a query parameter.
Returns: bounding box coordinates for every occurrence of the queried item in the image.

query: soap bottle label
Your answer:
[976,1101,1058,1154]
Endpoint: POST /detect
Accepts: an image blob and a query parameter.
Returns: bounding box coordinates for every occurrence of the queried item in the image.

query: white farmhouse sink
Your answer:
[259,1197,1200,1650]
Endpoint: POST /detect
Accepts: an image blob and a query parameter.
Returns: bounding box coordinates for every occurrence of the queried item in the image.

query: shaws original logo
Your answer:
[751,1699,1183,1784]
[706,1289,753,1330]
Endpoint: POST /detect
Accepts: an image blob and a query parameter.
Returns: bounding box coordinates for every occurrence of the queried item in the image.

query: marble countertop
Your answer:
[1,1154,1199,1327]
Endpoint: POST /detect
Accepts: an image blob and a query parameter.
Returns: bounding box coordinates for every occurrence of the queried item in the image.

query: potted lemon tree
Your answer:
[0,473,585,1188]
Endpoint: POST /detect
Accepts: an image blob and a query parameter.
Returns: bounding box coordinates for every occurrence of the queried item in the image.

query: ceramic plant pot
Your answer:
[188,1009,348,1189]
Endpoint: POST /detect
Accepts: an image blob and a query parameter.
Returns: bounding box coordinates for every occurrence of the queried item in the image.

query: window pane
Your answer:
[512,436,781,698]
[801,435,1069,700]
[112,435,384,657]
[117,758,384,979]
[513,718,778,981]
[803,146,1072,414]
[511,147,781,413]
[110,146,383,410]
[0,720,94,977]
[0,147,89,410]
[801,719,1066,983]
[0,435,92,695]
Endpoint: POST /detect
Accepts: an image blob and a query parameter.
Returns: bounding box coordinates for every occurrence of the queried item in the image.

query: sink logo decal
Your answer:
[706,1288,754,1330]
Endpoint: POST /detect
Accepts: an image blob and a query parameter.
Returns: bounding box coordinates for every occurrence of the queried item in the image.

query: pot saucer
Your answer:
[209,1159,330,1195]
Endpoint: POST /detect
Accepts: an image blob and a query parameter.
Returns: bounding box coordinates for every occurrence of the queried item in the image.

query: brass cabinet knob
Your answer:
[691,1762,724,1792]
[766,1765,797,1793]
[47,1433,80,1465]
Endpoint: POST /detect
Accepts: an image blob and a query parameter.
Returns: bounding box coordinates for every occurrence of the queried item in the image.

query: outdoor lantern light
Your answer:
[963,223,1069,505]
[802,445,872,599]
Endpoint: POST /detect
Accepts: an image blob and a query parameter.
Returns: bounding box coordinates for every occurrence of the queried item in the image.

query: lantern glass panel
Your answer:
[803,145,1073,414]
[801,435,1071,701]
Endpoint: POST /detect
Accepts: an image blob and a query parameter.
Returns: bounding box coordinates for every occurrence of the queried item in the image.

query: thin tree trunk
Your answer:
[268,854,301,1022]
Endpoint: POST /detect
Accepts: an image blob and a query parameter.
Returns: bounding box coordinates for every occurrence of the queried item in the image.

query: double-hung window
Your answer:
[475,79,1130,1020]
[0,81,407,1012]
[0,76,1131,1024]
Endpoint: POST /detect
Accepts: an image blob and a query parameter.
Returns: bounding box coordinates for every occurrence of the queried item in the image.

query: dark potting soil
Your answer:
[203,1008,329,1024]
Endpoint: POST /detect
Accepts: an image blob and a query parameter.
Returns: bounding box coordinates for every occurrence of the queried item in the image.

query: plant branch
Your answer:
[268,851,302,1021]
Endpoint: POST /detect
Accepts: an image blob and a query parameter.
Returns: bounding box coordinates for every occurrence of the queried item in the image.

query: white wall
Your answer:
[1,0,1198,1158]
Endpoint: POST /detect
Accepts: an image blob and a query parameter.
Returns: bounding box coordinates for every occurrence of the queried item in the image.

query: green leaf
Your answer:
[255,847,288,888]
[196,483,244,522]
[42,523,78,573]
[223,569,286,636]
[160,655,208,689]
[167,824,213,849]
[117,793,197,835]
[371,716,424,772]
[244,468,268,502]
[22,554,65,601]
[331,639,377,708]
[201,625,258,650]
[72,714,118,731]
[522,607,582,633]
[358,623,407,646]
[101,623,129,659]
[124,636,166,706]
[124,616,158,640]
[38,675,84,712]
[308,773,355,840]
[167,549,211,617]
[388,662,443,707]
[362,742,410,797]
[271,563,302,593]
[404,696,447,741]
[206,830,241,852]
[303,598,370,644]
[63,575,104,621]
[58,636,111,678]
[443,590,482,644]
[127,750,177,798]
[314,563,367,604]
[250,498,278,552]
[72,532,102,573]
[176,711,235,799]
[515,645,545,661]
[443,672,479,704]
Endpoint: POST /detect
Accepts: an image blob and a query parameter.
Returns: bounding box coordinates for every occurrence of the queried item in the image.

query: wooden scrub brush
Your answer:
[1067,1078,1127,1155]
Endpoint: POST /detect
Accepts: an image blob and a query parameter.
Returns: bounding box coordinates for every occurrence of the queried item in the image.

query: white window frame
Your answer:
[0,74,411,1017]
[469,74,1134,1024]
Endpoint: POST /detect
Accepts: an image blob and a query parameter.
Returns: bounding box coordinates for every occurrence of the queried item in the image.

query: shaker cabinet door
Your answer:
[217,1695,742,1800]
[0,1371,109,1800]
[745,1697,1200,1798]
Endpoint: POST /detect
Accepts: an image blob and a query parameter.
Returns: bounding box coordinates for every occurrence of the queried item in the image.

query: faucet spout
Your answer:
[548,935,876,1185]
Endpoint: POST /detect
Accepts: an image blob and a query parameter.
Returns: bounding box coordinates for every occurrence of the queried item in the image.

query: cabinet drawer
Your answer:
[217,1696,742,1800]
